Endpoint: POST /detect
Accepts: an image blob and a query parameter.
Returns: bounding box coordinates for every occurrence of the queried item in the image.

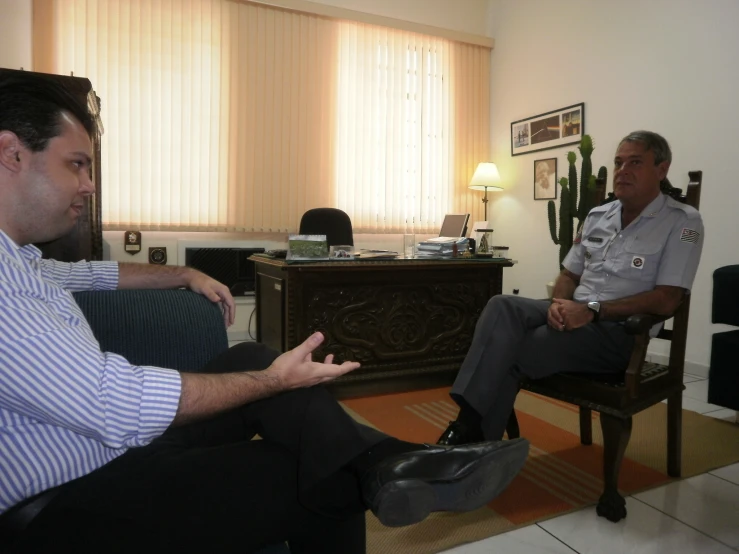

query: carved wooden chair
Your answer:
[506,171,703,523]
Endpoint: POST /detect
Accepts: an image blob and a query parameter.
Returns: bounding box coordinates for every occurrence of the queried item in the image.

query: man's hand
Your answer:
[186,270,236,327]
[266,332,361,389]
[118,263,236,327]
[551,298,593,331]
[547,301,567,331]
[175,332,360,425]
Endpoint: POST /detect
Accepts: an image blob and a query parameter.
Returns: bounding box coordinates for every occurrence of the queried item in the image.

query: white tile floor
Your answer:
[444,374,739,554]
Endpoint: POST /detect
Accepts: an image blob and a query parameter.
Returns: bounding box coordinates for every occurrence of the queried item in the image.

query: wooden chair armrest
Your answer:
[622,313,669,398]
[624,331,650,398]
[623,313,670,335]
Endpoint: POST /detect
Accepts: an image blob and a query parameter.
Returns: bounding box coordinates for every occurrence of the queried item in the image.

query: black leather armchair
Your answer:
[708,265,739,411]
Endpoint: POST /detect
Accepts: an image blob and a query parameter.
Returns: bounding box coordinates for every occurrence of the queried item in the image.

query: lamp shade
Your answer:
[469,162,503,191]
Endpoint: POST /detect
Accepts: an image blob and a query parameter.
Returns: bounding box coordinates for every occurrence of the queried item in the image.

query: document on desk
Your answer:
[357,249,399,259]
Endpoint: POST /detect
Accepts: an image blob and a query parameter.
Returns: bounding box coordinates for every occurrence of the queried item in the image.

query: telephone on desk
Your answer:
[266,249,287,259]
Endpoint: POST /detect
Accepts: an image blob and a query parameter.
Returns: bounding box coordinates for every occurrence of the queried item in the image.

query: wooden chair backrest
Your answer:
[595,171,702,367]
[657,172,702,374]
[599,171,702,393]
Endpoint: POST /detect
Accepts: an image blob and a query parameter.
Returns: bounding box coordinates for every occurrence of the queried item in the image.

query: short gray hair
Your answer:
[619,130,672,165]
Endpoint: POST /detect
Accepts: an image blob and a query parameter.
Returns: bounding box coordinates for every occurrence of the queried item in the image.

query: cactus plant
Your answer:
[548,177,573,268]
[577,135,594,222]
[547,135,608,269]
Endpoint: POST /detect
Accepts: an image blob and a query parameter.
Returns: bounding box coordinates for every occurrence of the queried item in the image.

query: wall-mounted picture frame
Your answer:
[534,158,557,200]
[511,102,584,156]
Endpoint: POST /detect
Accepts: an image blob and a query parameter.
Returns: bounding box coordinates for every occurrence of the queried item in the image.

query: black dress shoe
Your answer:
[437,420,484,446]
[361,438,529,527]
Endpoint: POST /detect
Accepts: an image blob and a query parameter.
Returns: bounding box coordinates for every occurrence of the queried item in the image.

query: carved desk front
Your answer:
[252,257,513,398]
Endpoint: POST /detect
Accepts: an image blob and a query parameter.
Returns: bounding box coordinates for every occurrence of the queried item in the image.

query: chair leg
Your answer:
[667,391,683,478]
[580,407,592,445]
[506,410,520,439]
[597,414,632,522]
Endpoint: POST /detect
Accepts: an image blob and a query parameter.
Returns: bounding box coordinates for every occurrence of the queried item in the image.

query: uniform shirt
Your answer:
[0,230,182,515]
[563,193,704,330]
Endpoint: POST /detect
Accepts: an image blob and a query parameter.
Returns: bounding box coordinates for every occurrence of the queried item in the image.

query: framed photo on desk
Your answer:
[286,235,329,261]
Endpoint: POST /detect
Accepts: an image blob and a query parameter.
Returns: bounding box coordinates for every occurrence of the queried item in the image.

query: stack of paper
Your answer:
[415,237,469,258]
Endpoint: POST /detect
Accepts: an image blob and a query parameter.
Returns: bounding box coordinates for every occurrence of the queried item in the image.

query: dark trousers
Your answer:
[452,295,634,440]
[14,343,387,554]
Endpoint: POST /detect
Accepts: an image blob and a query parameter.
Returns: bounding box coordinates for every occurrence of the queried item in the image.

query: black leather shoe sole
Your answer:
[370,438,529,527]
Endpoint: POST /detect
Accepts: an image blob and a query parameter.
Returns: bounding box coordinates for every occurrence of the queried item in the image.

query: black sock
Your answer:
[454,397,483,430]
[347,438,421,477]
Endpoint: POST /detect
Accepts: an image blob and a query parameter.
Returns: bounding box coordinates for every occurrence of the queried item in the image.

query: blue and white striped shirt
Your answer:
[0,231,182,514]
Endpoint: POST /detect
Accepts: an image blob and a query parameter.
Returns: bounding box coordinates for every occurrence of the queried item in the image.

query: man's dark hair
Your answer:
[0,72,96,152]
[619,130,672,165]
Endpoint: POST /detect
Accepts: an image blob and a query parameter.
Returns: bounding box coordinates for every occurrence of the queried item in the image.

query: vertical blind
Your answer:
[34,0,490,233]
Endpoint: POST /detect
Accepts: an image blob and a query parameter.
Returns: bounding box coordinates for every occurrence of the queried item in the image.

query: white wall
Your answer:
[0,0,32,70]
[486,0,739,371]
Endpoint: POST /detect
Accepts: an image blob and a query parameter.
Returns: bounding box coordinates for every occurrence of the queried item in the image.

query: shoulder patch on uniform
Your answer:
[680,227,700,243]
[574,229,582,244]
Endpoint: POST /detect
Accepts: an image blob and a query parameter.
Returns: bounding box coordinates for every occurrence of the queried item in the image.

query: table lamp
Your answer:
[468,162,503,221]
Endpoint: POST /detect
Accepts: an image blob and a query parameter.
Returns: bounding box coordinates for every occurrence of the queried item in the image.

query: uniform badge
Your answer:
[586,236,603,243]
[585,251,591,260]
[631,256,644,269]
[680,228,700,243]
[574,230,582,244]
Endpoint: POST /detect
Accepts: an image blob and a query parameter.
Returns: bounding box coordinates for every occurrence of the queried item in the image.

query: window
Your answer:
[35,0,490,233]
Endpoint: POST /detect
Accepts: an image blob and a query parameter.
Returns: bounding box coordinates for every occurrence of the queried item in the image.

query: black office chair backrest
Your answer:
[298,208,354,247]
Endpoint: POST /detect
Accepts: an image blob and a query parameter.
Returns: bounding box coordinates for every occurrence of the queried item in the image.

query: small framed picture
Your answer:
[286,234,330,261]
[534,158,557,200]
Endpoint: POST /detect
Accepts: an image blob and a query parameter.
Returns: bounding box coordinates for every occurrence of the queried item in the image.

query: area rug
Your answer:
[341,387,739,554]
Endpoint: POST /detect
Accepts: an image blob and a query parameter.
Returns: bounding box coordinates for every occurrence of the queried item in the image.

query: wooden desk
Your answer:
[252,256,513,398]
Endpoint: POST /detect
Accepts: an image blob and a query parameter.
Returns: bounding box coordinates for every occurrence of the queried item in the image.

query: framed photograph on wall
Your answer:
[511,102,584,156]
[534,158,557,200]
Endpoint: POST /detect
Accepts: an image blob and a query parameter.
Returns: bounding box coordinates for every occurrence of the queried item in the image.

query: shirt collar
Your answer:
[604,193,667,222]
[640,193,667,218]
[0,229,43,264]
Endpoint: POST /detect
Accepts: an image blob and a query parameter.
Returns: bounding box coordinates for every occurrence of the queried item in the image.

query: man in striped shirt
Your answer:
[0,74,529,552]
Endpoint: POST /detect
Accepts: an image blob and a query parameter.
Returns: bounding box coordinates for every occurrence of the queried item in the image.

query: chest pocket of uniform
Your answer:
[623,236,663,281]
[583,239,608,270]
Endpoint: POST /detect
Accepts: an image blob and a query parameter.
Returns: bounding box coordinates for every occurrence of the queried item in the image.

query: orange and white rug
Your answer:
[341,387,739,554]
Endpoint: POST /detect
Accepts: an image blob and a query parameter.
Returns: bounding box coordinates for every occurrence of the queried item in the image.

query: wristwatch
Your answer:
[587,301,601,322]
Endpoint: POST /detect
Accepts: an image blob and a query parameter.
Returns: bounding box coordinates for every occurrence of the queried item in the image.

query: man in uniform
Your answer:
[0,73,530,553]
[438,130,704,445]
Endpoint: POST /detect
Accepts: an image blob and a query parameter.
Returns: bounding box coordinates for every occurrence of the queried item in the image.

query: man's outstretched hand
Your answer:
[267,332,361,389]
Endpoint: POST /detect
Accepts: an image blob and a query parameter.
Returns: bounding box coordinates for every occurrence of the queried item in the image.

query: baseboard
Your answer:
[646,351,709,378]
[228,329,257,341]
